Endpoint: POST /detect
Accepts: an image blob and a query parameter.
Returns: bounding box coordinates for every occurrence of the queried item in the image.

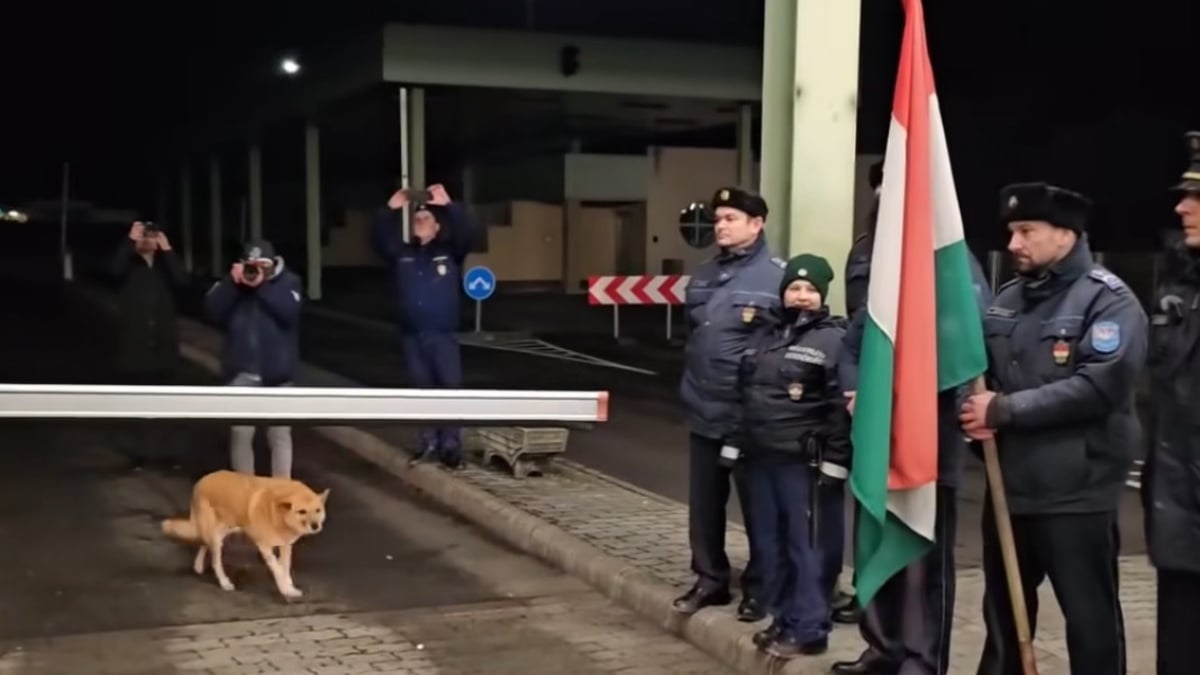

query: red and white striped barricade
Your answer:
[587,275,691,340]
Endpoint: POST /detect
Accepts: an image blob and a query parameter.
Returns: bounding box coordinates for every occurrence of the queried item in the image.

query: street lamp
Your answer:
[280,57,301,76]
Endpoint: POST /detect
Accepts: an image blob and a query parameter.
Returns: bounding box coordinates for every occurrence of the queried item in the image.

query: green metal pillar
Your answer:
[758,0,797,257]
[760,0,863,316]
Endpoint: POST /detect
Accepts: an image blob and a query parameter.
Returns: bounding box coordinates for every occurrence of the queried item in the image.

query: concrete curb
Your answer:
[74,284,821,675]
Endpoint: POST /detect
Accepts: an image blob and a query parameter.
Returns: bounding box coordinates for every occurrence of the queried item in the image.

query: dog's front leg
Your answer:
[209,536,235,591]
[256,544,302,600]
[279,543,294,577]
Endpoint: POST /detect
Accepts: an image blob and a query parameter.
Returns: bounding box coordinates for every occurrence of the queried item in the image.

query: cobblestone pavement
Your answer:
[0,593,735,675]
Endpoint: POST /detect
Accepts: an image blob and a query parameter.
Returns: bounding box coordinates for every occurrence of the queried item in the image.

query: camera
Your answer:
[403,188,432,204]
[142,221,161,234]
[242,263,261,283]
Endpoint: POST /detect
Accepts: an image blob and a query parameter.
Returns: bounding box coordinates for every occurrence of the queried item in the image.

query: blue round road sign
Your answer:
[463,265,496,301]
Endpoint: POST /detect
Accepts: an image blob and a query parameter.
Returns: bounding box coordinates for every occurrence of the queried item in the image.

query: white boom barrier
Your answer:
[0,384,609,424]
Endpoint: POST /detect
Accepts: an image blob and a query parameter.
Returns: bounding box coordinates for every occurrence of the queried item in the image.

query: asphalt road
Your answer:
[0,263,733,675]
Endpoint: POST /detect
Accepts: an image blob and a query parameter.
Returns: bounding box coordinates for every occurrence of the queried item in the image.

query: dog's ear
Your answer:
[277,499,293,511]
[319,489,330,504]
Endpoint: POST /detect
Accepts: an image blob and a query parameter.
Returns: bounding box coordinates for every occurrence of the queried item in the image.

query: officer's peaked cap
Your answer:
[710,187,768,220]
[999,182,1092,234]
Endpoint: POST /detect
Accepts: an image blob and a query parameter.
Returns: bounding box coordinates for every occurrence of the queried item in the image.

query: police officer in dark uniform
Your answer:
[844,159,884,319]
[835,198,991,675]
[737,253,850,658]
[1145,131,1200,675]
[833,158,885,626]
[959,182,1147,675]
[673,187,785,621]
[370,183,476,469]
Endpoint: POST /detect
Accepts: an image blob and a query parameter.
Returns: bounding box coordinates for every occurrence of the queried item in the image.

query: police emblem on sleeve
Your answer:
[787,382,804,400]
[437,263,447,276]
[741,306,756,323]
[1091,321,1121,354]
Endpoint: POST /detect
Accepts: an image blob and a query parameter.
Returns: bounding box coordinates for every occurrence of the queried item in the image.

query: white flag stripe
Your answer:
[866,117,910,344]
[929,96,967,250]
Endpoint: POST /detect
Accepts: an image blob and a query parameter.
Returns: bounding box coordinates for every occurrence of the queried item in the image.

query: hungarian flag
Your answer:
[849,0,988,606]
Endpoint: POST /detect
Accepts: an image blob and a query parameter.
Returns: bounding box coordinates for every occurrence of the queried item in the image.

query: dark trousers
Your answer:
[745,458,833,642]
[1157,569,1200,675]
[977,506,1125,675]
[688,433,760,597]
[402,332,463,458]
[113,368,177,465]
[859,485,957,675]
[820,479,847,601]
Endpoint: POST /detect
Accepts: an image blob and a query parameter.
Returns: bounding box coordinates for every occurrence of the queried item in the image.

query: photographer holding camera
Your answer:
[370,182,476,469]
[203,239,303,478]
[109,220,188,470]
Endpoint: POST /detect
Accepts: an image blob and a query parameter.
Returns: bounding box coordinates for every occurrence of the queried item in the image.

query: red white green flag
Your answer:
[850,0,988,605]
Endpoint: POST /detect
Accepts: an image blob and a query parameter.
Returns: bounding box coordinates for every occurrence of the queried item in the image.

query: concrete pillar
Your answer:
[248,143,263,241]
[410,87,427,190]
[759,0,862,315]
[398,87,411,241]
[789,0,862,316]
[209,154,223,277]
[305,123,322,301]
[180,160,194,273]
[758,0,798,256]
[736,103,754,190]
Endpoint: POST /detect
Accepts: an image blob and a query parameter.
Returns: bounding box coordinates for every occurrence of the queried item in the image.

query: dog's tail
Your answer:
[161,516,198,541]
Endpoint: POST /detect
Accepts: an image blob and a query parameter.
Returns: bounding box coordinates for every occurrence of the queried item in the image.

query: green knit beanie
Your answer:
[780,253,835,302]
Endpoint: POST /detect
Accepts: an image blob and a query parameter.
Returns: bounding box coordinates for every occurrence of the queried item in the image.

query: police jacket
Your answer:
[843,197,878,318]
[370,204,475,335]
[109,243,187,375]
[982,240,1147,515]
[1145,243,1200,573]
[736,308,851,469]
[203,260,303,386]
[680,235,785,441]
[839,244,992,488]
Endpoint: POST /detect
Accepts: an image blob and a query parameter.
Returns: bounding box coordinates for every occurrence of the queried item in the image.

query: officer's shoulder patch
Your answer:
[1090,320,1122,354]
[1088,268,1127,293]
[769,256,787,269]
[986,306,1017,318]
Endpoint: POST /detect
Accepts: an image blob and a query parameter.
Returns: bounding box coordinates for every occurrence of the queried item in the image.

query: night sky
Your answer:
[3,0,1199,251]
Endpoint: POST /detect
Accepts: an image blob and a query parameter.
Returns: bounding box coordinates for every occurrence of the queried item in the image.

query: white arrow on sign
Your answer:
[468,277,492,291]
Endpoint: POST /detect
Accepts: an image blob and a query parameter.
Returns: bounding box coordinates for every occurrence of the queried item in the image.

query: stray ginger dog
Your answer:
[162,470,330,599]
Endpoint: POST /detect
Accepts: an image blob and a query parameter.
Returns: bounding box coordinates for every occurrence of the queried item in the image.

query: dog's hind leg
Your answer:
[209,532,235,591]
[192,546,208,575]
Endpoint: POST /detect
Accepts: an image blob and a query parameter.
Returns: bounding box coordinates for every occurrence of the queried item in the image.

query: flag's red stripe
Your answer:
[889,0,939,491]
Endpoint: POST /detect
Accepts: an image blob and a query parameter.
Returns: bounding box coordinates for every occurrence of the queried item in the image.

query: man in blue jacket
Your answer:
[371,183,476,469]
[673,186,785,622]
[204,239,303,479]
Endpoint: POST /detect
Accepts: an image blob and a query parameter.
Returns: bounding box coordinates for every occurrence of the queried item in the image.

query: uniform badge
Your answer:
[1091,321,1121,354]
[719,189,730,201]
[797,268,808,277]
[787,382,804,401]
[741,306,756,323]
[1052,339,1070,365]
[436,263,447,276]
[1007,195,1019,209]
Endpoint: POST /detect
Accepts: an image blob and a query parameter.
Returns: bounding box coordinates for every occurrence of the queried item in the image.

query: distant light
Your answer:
[280,57,301,76]
[3,210,28,223]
